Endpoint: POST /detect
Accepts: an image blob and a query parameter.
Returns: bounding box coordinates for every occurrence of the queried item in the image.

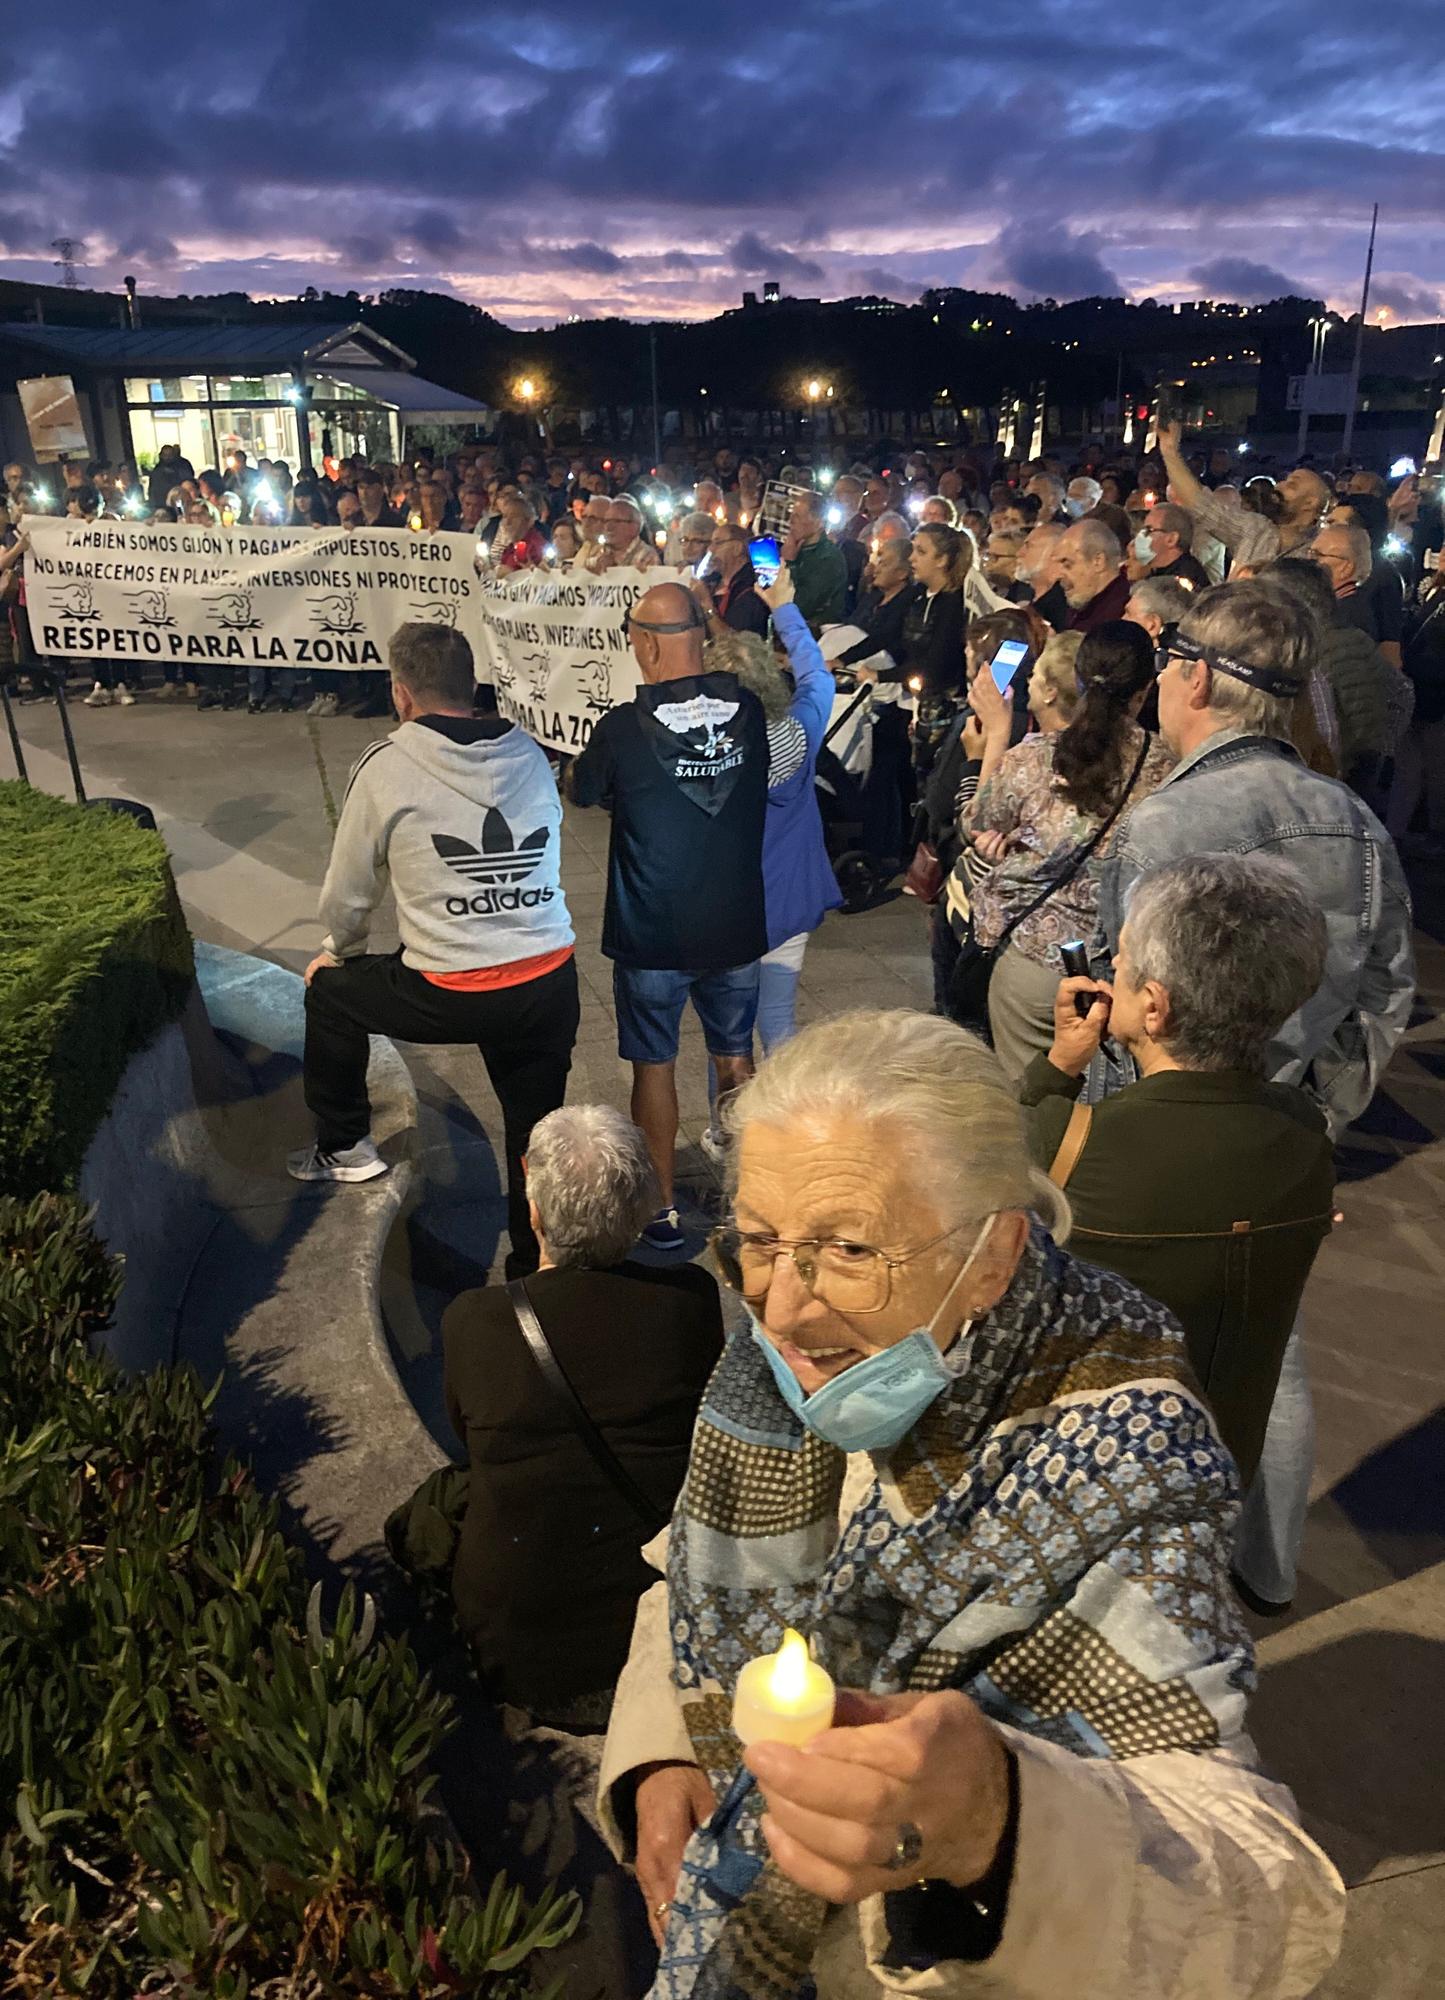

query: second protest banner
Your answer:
[474,565,673,754]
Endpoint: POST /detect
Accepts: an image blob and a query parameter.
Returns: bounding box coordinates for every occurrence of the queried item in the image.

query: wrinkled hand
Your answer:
[757,568,796,612]
[961,713,986,760]
[967,664,1013,742]
[689,575,715,611]
[745,1689,1011,1906]
[780,527,803,563]
[304,951,341,987]
[635,1762,716,1949]
[969,827,1009,864]
[1048,976,1113,1076]
[1157,417,1183,456]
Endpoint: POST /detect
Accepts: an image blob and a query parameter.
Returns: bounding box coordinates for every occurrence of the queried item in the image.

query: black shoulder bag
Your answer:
[949,735,1149,1037]
[507,1279,667,1534]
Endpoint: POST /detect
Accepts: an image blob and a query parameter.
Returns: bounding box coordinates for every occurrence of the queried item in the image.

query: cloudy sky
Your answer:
[4,2,1444,328]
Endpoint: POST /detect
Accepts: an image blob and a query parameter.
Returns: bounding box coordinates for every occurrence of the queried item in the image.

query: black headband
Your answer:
[1165,634,1303,700]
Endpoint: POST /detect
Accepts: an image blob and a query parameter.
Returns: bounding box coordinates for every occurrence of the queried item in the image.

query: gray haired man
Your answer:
[1097,578,1414,1614]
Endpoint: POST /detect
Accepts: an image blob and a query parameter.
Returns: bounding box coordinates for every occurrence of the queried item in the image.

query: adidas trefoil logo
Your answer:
[433,809,550,886]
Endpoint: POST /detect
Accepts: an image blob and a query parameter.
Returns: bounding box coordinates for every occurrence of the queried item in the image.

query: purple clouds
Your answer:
[2,4,1444,325]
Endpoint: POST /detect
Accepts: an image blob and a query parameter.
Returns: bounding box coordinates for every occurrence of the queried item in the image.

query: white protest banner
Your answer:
[23,517,484,674]
[475,565,680,755]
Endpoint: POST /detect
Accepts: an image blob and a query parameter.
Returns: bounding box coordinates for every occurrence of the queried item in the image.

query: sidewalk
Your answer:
[12,688,1445,1995]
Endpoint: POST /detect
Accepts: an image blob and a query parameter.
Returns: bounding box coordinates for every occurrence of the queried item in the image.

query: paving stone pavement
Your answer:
[12,687,1445,1997]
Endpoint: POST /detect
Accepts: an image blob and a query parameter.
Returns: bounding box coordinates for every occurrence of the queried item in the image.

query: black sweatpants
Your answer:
[303,952,580,1277]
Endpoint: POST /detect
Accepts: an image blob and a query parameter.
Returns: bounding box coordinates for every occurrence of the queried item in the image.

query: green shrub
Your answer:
[0,1193,581,1996]
[0,783,194,1199]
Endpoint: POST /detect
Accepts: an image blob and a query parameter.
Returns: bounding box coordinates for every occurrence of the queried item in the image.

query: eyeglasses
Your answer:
[1154,638,1201,677]
[711,1221,970,1314]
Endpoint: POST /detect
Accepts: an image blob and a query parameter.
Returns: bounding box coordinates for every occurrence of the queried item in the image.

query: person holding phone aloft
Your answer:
[965,621,1174,1078]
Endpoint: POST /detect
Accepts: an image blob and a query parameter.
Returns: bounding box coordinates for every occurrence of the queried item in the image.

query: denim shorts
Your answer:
[613,961,761,1064]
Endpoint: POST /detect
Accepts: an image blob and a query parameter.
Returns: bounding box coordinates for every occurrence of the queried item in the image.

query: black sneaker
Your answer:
[1230,1568,1292,1618]
[197,690,220,710]
[247,699,264,714]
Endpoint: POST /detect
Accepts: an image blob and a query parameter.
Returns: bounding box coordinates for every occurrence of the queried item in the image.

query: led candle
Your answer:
[732,1628,835,1749]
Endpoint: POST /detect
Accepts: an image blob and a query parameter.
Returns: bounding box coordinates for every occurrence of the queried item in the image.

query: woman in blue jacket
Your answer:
[700,570,841,1151]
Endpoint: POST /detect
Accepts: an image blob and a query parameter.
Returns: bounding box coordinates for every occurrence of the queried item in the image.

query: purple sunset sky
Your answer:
[4,2,1444,328]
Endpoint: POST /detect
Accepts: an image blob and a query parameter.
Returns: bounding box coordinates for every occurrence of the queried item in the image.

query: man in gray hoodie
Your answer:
[289,622,578,1279]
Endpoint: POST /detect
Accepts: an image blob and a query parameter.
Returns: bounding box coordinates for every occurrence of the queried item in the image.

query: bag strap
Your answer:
[506,1279,665,1532]
[993,733,1150,954]
[1047,1100,1094,1188]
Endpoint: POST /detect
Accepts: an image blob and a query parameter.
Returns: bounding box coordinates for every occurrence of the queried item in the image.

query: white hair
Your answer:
[1068,477,1103,506]
[870,510,912,542]
[525,1105,659,1268]
[724,1010,1071,1242]
[679,510,716,540]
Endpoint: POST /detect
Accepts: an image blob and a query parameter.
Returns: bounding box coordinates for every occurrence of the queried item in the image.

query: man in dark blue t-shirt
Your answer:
[572,581,768,1251]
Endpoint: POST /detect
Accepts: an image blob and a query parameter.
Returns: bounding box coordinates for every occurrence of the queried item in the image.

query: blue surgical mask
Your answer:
[1064,495,1090,519]
[747,1214,997,1453]
[1133,529,1155,564]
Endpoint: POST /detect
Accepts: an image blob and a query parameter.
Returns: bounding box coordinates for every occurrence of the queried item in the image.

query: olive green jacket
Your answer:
[1022,1058,1334,1481]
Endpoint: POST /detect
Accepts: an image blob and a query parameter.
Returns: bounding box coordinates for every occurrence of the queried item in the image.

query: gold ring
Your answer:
[654,1900,672,1919]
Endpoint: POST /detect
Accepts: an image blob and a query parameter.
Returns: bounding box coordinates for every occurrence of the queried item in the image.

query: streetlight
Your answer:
[807,378,822,401]
[518,377,536,402]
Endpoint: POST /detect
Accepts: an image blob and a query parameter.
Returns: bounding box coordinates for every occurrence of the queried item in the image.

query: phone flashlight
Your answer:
[827,504,844,528]
[543,542,557,561]
[1391,457,1418,480]
[907,496,925,518]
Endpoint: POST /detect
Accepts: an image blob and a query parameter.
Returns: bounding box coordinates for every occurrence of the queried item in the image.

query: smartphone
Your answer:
[749,535,782,585]
[989,638,1030,693]
[1059,939,1101,1019]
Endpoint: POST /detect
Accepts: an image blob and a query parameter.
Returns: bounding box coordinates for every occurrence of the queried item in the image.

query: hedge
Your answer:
[0,1193,581,1996]
[0,782,195,1200]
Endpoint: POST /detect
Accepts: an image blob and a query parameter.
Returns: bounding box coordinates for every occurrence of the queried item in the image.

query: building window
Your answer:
[124,374,209,405]
[128,406,218,478]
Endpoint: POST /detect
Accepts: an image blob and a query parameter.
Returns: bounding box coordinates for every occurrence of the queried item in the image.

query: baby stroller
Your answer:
[815,674,885,913]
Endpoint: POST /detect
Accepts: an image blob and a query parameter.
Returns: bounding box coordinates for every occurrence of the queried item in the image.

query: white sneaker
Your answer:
[116,683,136,705]
[158,681,179,701]
[699,1124,727,1168]
[84,683,112,707]
[286,1137,388,1184]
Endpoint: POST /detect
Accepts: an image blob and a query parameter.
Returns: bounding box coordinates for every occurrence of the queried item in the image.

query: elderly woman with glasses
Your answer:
[596,1009,1342,2000]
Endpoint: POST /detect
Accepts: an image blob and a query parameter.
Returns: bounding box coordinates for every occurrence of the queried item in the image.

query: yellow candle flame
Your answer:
[770,1628,812,1702]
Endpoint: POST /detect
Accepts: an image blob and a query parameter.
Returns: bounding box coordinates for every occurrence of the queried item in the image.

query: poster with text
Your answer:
[475,565,675,755]
[23,517,485,673]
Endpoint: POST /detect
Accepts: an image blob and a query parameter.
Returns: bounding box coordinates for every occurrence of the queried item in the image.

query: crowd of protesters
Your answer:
[7,412,1437,1993]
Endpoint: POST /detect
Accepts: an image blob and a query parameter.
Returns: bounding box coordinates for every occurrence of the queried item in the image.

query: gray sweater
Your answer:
[320,717,573,972]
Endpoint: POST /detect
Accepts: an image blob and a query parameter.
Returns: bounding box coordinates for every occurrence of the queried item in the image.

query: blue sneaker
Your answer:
[641,1205,687,1254]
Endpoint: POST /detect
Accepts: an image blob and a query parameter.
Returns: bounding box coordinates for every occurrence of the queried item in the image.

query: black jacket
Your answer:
[837,581,922,671]
[572,670,769,970]
[443,1262,723,1711]
[898,586,967,695]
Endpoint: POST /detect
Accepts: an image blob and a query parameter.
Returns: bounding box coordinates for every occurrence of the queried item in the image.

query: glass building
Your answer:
[0,320,488,473]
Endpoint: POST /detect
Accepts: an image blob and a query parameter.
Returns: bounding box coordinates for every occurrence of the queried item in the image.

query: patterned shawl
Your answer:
[652,1230,1251,2000]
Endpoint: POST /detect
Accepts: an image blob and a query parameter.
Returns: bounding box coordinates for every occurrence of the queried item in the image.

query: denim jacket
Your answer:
[1095,729,1416,1136]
